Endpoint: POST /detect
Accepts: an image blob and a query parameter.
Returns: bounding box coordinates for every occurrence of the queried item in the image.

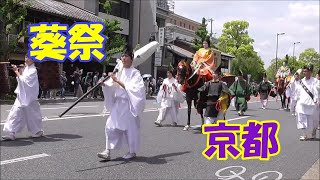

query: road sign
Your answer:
[158,27,165,47]
[155,49,162,66]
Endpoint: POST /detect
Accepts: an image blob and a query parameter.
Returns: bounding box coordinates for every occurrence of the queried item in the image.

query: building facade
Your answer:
[154,2,234,79]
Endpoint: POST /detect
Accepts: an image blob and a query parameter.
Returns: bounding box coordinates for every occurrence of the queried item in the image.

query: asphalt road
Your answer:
[1,98,319,179]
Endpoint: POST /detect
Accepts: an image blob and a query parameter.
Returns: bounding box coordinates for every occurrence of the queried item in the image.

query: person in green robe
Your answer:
[229,70,252,116]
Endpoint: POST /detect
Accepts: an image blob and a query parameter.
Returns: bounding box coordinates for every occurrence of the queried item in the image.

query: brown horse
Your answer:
[276,77,290,109]
[176,60,209,130]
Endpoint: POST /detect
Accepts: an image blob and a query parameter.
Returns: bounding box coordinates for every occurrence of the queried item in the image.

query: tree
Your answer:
[299,48,320,76]
[192,17,210,51]
[100,0,126,72]
[218,20,264,80]
[218,20,254,56]
[0,0,28,61]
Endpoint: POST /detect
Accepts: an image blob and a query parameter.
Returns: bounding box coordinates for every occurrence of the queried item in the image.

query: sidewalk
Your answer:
[300,159,319,180]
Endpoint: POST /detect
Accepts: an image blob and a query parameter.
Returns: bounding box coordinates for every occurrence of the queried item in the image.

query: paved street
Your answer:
[1,98,319,179]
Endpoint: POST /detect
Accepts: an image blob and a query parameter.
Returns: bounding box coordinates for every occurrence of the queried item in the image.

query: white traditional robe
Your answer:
[3,63,43,136]
[288,78,300,113]
[295,77,319,136]
[155,77,185,124]
[102,66,145,153]
[316,78,320,127]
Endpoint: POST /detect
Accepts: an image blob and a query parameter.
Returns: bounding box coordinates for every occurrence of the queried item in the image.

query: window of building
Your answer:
[192,26,194,30]
[99,0,130,20]
[189,25,191,29]
[174,20,176,25]
[180,22,182,26]
[184,23,185,28]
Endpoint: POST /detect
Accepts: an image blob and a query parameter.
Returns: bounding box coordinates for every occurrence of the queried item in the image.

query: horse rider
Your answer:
[276,61,292,109]
[276,61,291,83]
[190,37,215,81]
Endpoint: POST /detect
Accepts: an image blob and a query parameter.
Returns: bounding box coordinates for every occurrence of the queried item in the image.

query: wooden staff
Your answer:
[58,41,160,117]
[58,69,118,117]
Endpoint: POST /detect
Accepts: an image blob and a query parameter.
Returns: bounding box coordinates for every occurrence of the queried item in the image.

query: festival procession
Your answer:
[0,0,319,179]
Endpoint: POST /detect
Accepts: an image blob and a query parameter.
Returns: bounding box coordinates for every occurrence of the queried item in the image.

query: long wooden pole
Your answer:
[58,70,117,117]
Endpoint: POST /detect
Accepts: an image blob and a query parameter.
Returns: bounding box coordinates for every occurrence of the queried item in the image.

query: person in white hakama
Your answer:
[315,69,320,130]
[295,65,319,141]
[154,70,185,127]
[2,56,43,141]
[288,71,301,116]
[97,50,145,160]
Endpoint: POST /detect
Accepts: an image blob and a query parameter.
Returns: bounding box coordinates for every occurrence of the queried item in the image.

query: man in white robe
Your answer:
[2,56,43,140]
[97,50,145,160]
[288,70,301,116]
[316,69,320,130]
[154,70,185,127]
[295,65,319,141]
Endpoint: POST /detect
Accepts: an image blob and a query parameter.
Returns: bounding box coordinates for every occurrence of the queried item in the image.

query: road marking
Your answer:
[191,116,251,128]
[0,100,276,125]
[0,153,50,165]
[5,105,99,112]
[215,166,282,180]
[227,116,251,121]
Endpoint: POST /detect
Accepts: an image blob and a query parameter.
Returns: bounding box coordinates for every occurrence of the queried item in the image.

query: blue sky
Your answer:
[173,0,319,69]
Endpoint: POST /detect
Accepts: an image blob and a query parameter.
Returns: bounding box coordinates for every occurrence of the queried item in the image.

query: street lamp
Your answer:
[206,18,214,37]
[293,41,301,61]
[275,32,285,70]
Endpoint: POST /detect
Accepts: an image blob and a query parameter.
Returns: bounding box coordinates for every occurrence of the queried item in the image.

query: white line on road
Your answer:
[227,116,251,121]
[6,105,99,112]
[0,100,275,125]
[191,116,251,128]
[0,153,50,166]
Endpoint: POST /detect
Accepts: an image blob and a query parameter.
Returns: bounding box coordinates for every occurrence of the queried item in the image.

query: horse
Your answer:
[176,60,208,130]
[276,77,291,109]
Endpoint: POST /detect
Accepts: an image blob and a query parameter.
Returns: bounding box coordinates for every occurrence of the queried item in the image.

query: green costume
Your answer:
[229,75,252,113]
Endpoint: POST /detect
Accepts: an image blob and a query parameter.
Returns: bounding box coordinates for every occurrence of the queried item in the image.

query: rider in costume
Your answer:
[276,61,291,83]
[190,37,215,81]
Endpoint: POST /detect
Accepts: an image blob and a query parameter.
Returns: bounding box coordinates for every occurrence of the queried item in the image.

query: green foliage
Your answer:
[0,0,28,59]
[218,20,264,81]
[231,54,265,82]
[192,17,210,51]
[266,48,320,81]
[299,48,320,75]
[218,20,254,55]
[100,0,126,66]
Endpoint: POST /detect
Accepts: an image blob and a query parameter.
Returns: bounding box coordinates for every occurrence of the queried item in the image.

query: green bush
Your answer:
[0,93,16,100]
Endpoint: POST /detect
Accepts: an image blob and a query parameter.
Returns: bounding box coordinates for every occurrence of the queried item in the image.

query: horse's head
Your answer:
[176,60,191,84]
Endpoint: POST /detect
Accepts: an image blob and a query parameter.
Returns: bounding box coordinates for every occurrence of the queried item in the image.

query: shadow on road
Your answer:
[0,133,82,146]
[155,124,185,128]
[75,151,191,172]
[307,138,320,141]
[0,139,34,147]
[33,133,83,142]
